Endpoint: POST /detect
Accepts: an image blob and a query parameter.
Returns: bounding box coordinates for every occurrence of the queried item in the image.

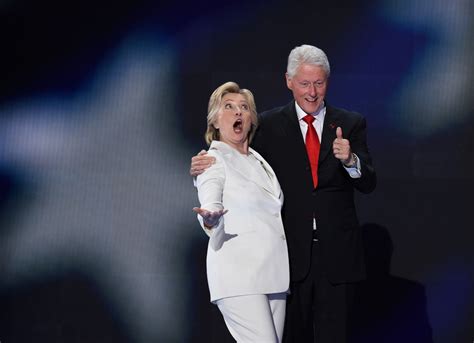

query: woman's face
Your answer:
[214,93,252,151]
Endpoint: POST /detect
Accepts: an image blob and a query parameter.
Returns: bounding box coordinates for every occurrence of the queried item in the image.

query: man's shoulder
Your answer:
[258,102,293,121]
[327,104,365,121]
[259,105,286,117]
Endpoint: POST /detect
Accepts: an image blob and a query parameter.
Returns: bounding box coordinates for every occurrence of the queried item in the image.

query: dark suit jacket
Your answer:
[252,101,376,284]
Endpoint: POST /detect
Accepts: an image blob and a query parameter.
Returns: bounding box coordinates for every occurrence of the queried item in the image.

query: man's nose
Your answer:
[308,83,316,96]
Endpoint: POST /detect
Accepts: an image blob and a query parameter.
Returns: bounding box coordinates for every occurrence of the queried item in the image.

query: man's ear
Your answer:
[285,72,292,90]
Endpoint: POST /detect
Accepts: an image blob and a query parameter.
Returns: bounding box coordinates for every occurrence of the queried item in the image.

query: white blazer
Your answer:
[196,140,289,302]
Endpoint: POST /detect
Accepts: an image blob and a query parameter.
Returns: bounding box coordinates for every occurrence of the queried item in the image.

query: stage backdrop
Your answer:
[0,1,472,342]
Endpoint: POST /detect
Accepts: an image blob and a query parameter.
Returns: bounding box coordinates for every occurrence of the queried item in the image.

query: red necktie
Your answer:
[303,114,320,188]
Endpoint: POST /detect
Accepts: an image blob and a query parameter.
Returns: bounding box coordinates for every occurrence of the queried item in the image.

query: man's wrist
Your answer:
[343,153,358,167]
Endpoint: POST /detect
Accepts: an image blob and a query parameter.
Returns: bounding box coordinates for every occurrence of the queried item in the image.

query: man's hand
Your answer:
[190,150,216,177]
[192,207,228,228]
[332,127,354,166]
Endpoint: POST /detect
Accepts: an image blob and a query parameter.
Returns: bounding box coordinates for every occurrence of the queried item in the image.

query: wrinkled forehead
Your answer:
[293,64,328,80]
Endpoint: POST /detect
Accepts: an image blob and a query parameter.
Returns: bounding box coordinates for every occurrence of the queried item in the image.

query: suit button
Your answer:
[281,235,286,240]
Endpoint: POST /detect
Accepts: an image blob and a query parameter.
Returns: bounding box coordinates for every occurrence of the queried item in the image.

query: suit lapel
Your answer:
[282,102,304,143]
[319,104,339,164]
[281,102,311,166]
[279,101,339,167]
[249,147,282,199]
[210,141,279,197]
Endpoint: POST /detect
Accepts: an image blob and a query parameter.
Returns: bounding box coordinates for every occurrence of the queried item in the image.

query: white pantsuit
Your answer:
[217,293,286,342]
[196,140,289,342]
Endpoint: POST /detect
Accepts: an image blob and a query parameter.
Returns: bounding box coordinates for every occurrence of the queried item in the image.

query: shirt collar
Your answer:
[295,101,326,122]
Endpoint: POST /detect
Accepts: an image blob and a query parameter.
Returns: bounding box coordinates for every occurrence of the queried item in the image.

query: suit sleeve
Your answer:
[349,116,376,193]
[195,151,226,236]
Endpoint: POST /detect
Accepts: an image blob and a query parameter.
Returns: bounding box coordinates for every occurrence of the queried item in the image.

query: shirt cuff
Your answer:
[343,153,362,178]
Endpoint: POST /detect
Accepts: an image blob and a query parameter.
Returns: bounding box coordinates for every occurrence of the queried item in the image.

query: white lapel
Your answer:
[209,141,281,198]
[248,147,282,199]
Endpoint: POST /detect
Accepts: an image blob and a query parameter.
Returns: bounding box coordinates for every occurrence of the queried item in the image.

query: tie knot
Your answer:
[303,114,315,125]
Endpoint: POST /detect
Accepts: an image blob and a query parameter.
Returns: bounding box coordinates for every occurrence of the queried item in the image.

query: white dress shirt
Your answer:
[294,102,361,237]
[294,101,361,178]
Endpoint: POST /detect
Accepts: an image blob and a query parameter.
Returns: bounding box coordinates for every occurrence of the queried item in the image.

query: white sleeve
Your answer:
[195,152,225,236]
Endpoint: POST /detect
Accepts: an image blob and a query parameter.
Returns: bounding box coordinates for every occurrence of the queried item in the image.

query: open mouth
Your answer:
[233,119,243,133]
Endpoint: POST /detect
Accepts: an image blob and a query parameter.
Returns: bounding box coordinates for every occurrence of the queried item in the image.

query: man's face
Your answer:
[286,64,328,114]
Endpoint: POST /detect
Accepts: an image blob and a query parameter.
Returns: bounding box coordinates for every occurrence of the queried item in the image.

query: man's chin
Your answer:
[302,104,320,114]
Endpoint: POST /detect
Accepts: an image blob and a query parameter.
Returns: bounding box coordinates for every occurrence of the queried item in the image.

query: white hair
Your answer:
[287,44,330,78]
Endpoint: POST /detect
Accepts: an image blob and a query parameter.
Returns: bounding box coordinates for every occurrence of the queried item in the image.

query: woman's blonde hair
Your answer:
[205,81,258,145]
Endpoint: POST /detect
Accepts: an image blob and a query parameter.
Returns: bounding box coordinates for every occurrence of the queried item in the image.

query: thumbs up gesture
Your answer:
[332,127,355,166]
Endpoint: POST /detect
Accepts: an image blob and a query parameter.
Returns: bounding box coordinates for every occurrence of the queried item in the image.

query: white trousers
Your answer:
[216,293,287,343]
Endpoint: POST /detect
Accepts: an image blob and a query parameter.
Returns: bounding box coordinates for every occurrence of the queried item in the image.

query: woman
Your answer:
[193,82,289,342]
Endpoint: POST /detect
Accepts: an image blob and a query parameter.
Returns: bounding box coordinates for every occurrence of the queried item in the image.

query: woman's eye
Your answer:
[224,103,232,109]
[241,104,248,110]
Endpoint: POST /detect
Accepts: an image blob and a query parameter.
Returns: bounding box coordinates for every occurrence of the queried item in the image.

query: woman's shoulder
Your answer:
[207,145,224,162]
[208,141,234,160]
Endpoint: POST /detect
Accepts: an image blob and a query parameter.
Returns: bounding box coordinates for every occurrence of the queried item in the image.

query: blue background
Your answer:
[0,0,472,342]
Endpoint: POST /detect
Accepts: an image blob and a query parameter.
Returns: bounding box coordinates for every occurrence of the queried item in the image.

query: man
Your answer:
[191,44,376,342]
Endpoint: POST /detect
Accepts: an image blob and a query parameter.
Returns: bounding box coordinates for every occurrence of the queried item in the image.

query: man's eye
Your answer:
[300,82,309,87]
